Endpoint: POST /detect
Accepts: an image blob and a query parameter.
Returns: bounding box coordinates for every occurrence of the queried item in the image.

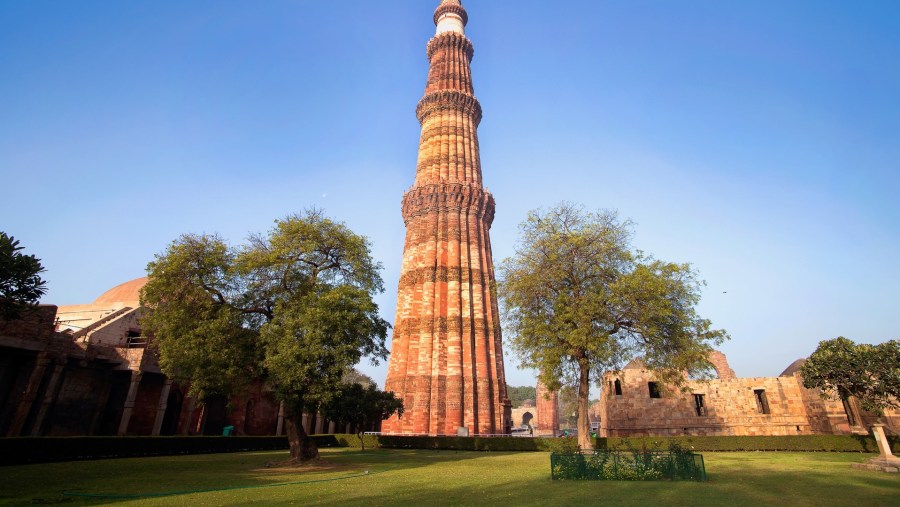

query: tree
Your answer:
[322,382,403,450]
[140,210,390,462]
[0,232,48,320]
[498,203,728,449]
[343,367,377,388]
[800,337,900,418]
[506,385,537,408]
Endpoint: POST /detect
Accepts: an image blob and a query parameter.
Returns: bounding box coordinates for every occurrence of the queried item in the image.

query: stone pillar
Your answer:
[117,371,143,436]
[275,402,285,436]
[151,379,174,436]
[29,361,67,436]
[88,371,114,435]
[301,412,312,434]
[6,352,50,437]
[180,395,197,435]
[872,424,896,459]
[314,414,325,435]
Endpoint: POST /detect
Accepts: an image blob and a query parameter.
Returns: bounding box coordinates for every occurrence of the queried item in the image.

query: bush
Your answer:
[596,434,899,453]
[365,435,580,453]
[335,433,898,454]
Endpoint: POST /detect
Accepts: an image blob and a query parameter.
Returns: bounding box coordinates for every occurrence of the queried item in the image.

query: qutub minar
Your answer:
[383,0,512,435]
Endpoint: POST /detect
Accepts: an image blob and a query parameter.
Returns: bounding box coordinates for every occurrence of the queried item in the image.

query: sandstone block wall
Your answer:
[599,352,870,438]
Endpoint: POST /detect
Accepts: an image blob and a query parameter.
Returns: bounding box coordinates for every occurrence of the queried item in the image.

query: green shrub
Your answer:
[597,434,898,453]
[550,445,707,482]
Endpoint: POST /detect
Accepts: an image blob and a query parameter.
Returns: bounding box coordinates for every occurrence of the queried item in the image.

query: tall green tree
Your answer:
[141,210,389,462]
[498,203,727,449]
[0,232,48,320]
[800,337,900,418]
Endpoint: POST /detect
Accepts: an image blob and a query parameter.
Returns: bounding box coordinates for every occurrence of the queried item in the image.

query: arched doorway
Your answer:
[202,395,228,435]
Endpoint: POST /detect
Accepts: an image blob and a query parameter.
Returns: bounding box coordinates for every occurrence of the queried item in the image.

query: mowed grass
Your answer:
[1,449,898,506]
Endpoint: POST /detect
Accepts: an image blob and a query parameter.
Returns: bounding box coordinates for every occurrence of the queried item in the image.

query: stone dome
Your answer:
[92,277,148,307]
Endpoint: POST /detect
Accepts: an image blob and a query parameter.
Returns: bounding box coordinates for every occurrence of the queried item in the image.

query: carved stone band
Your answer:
[433,3,468,27]
[401,182,495,226]
[416,90,483,127]
[427,31,474,61]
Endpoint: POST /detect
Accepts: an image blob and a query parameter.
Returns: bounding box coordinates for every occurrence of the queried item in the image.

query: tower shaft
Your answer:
[383,0,510,435]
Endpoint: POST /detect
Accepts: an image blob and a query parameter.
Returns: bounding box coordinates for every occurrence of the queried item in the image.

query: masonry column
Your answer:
[117,371,143,436]
[6,352,50,437]
[314,414,325,435]
[29,359,67,436]
[151,378,174,436]
[275,402,285,436]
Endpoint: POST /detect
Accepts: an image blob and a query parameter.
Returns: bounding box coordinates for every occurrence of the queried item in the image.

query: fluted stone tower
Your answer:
[383,0,511,435]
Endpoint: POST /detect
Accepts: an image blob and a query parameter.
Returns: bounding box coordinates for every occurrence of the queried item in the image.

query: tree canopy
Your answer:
[140,210,390,461]
[0,232,48,320]
[506,385,537,408]
[498,203,727,449]
[800,337,900,417]
[322,382,403,450]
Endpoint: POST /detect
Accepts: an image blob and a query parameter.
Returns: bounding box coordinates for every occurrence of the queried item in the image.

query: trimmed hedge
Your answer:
[3,433,896,466]
[370,435,581,453]
[598,435,899,453]
[332,434,898,454]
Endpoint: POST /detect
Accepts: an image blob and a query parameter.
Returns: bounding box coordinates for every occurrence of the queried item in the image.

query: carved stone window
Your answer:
[648,382,661,399]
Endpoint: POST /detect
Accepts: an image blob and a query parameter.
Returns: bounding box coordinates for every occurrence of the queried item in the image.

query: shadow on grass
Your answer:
[7,451,899,506]
[6,448,495,506]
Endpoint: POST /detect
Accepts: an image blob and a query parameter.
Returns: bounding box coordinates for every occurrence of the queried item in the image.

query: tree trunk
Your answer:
[358,430,365,451]
[577,359,592,451]
[285,412,319,462]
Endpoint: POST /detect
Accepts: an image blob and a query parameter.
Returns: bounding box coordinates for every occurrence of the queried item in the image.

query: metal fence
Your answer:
[550,451,707,481]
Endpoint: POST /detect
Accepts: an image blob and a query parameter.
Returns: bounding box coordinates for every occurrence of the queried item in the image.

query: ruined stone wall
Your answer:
[84,309,142,348]
[601,370,819,437]
[599,351,861,438]
[45,365,113,436]
[0,306,57,348]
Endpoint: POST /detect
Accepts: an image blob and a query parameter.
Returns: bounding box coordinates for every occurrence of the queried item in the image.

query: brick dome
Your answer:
[92,277,147,307]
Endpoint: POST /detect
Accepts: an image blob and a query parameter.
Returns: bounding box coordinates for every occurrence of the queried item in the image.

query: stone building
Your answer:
[383,0,511,435]
[1,278,345,437]
[534,380,560,436]
[508,380,560,437]
[599,350,899,437]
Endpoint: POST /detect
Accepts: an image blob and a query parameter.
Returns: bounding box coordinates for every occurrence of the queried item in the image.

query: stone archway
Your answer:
[522,411,534,428]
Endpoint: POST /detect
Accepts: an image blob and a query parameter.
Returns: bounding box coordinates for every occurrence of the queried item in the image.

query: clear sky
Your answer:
[2,0,898,388]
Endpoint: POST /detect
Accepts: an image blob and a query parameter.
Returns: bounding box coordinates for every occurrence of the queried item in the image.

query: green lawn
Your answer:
[1,449,897,506]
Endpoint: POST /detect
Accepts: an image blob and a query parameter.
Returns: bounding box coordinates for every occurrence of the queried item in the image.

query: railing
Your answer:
[125,336,149,348]
[365,432,517,438]
[551,450,707,481]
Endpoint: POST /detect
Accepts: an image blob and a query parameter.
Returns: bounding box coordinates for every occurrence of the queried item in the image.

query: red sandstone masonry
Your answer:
[383,0,510,435]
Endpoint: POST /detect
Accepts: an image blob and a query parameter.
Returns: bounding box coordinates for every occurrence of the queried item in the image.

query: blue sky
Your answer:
[2,0,898,388]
